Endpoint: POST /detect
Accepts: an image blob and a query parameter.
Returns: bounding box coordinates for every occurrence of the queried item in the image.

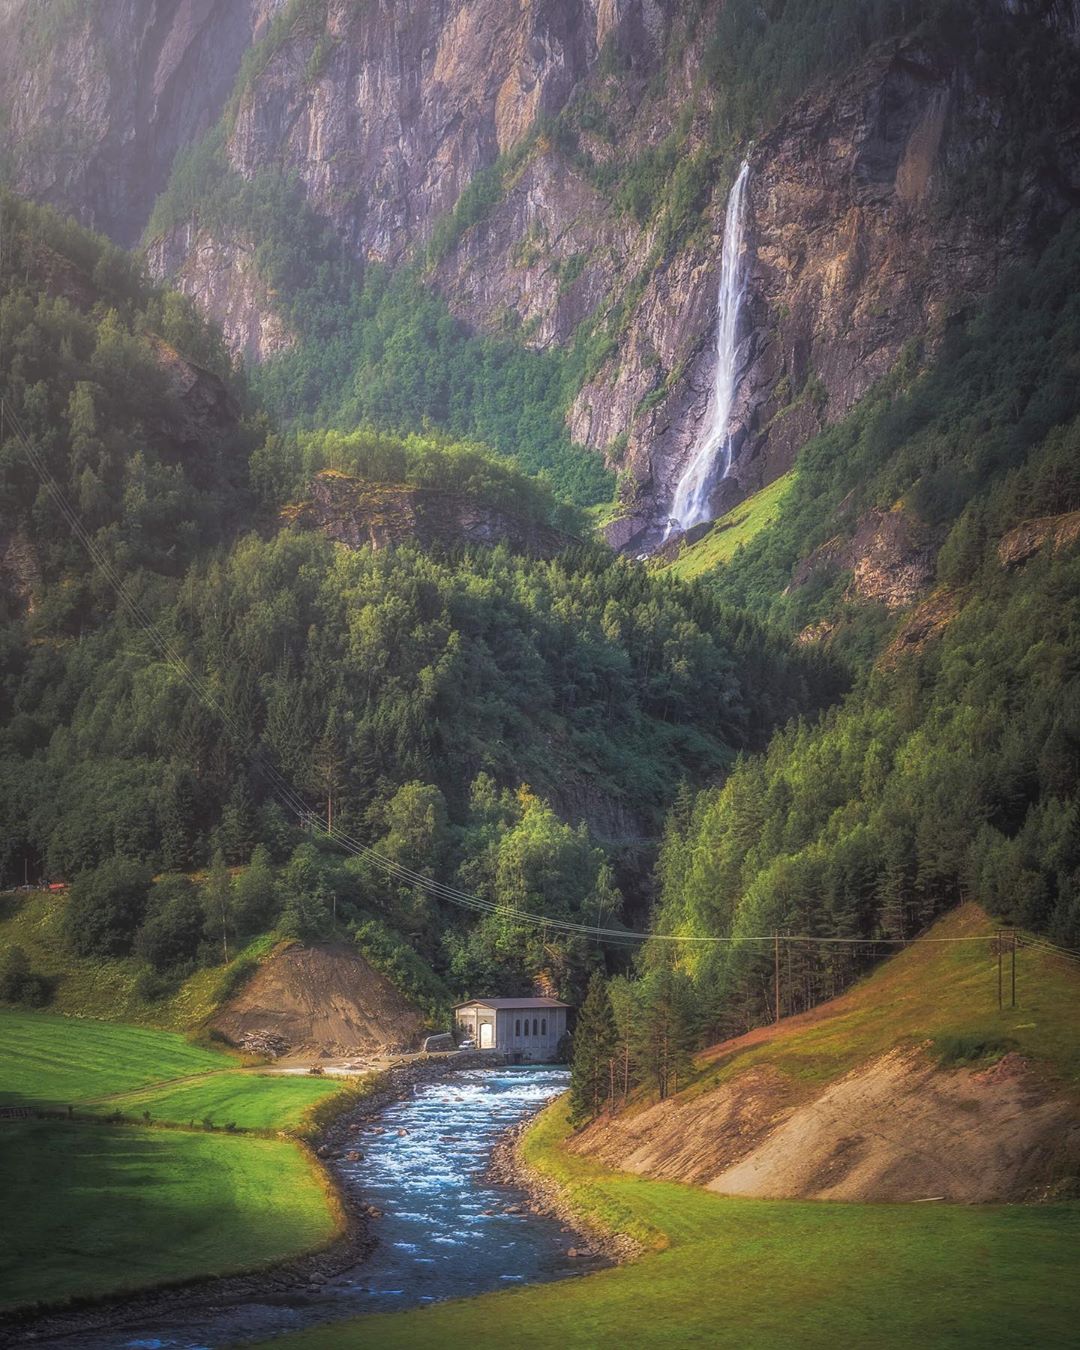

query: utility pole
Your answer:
[1011,931,1017,1009]
[774,932,781,1024]
[997,931,1003,1011]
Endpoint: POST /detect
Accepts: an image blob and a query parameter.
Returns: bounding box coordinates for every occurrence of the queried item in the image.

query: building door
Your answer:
[480,1022,494,1048]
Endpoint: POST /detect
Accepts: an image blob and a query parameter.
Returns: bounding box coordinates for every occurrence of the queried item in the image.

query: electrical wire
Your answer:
[0,396,1051,952]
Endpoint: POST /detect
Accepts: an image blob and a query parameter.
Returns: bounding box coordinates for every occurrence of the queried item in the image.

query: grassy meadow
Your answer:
[0,1008,344,1128]
[266,1099,1080,1350]
[0,1008,231,1104]
[91,1072,343,1131]
[666,472,794,579]
[691,904,1080,1098]
[0,1008,353,1314]
[0,1122,338,1312]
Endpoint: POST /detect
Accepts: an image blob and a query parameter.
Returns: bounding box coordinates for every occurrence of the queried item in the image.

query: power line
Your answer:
[0,396,1062,954]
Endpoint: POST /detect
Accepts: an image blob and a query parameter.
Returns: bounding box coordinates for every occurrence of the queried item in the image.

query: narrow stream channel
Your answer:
[43,1066,595,1350]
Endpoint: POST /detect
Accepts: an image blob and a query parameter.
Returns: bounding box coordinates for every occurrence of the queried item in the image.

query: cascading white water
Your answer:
[665,160,751,538]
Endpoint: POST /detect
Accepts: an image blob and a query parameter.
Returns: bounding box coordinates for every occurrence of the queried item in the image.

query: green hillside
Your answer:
[266,911,1080,1350]
[648,216,1080,1035]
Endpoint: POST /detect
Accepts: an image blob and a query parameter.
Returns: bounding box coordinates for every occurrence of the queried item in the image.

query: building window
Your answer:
[515,1019,521,1036]
[541,1018,547,1037]
[532,1018,538,1036]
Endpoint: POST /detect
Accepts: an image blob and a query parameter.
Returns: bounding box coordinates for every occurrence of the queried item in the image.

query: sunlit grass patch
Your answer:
[0,1122,338,1313]
[667,473,794,580]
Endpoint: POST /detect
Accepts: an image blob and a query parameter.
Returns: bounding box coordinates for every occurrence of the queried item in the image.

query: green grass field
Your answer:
[667,472,793,579]
[0,1007,345,1127]
[0,1121,339,1312]
[266,1099,1080,1350]
[0,1008,232,1104]
[0,1009,353,1313]
[92,1071,343,1130]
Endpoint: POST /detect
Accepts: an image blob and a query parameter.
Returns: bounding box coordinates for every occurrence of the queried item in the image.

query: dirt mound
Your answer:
[570,1066,793,1186]
[571,907,1080,1204]
[211,943,425,1057]
[708,1047,1079,1202]
[573,1048,1080,1203]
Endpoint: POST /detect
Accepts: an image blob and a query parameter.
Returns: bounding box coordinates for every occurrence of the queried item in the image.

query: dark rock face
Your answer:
[0,0,271,245]
[291,471,571,559]
[998,510,1080,568]
[146,336,243,490]
[0,527,40,620]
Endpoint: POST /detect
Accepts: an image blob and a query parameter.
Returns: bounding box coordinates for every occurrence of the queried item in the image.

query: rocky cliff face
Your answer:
[7,1,1080,551]
[290,469,571,558]
[146,220,296,366]
[0,0,277,246]
[140,0,665,357]
[581,21,1080,549]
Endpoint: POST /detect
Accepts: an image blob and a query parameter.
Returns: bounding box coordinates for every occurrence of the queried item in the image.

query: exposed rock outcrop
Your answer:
[787,505,940,611]
[0,528,40,620]
[878,588,962,667]
[289,470,572,557]
[998,509,1080,568]
[146,224,295,366]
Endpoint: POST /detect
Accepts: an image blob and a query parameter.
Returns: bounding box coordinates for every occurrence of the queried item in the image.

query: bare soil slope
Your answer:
[571,906,1080,1203]
[211,943,425,1057]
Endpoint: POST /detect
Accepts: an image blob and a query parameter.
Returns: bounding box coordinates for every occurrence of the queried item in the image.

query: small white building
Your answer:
[454,997,570,1063]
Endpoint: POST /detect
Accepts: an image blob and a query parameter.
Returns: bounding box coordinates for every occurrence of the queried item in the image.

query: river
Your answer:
[41,1066,593,1350]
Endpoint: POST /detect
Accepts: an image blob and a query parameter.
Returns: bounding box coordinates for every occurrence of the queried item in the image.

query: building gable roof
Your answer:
[453,996,569,1010]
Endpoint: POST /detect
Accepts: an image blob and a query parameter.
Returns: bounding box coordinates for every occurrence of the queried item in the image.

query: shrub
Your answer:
[66,858,153,958]
[933,1034,1016,1067]
[0,945,53,1007]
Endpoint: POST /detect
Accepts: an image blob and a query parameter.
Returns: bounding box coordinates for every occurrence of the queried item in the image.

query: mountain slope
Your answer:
[8,4,1079,540]
[569,905,1080,1202]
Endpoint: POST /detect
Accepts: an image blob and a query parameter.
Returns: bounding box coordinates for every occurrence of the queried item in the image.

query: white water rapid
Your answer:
[665,160,751,538]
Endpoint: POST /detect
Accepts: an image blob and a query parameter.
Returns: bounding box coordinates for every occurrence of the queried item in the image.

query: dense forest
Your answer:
[0,194,832,1016]
[3,1,1080,1091]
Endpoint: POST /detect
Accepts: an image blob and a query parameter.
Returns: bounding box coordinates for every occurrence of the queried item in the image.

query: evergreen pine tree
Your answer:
[569,971,616,1126]
[634,966,697,1101]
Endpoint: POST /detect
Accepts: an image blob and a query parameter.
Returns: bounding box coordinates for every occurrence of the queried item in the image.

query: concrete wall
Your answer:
[455,1005,567,1062]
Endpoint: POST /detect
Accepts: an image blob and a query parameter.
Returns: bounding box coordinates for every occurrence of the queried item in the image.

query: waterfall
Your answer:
[665,160,751,538]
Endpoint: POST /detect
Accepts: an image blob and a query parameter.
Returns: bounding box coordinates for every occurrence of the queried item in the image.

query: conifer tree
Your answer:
[634,966,697,1101]
[569,971,616,1126]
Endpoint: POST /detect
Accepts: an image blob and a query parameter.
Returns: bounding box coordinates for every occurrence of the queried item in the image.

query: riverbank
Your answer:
[256,1100,1080,1350]
[0,1052,499,1345]
[486,1112,638,1267]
